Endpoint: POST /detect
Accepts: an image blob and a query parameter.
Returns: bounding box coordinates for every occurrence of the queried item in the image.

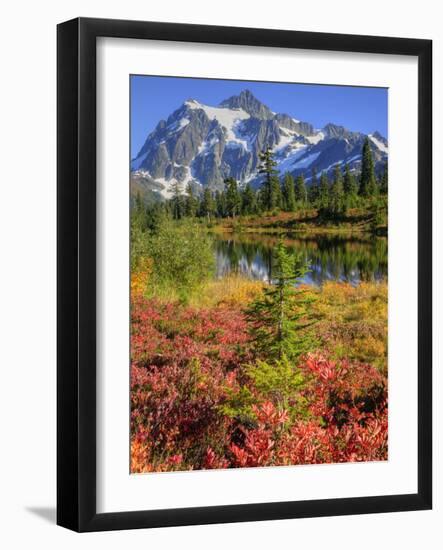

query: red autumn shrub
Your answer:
[231,355,387,467]
[130,297,387,473]
[131,296,251,472]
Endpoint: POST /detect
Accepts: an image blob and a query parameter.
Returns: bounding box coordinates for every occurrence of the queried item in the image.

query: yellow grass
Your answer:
[131,257,387,373]
[188,275,265,308]
[313,281,388,373]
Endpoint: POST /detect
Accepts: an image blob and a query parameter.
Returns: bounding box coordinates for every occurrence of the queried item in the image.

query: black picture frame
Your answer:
[57,17,432,532]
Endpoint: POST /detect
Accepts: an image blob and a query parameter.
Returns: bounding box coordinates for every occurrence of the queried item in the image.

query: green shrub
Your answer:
[130,218,149,272]
[218,386,256,424]
[246,356,308,418]
[147,218,215,301]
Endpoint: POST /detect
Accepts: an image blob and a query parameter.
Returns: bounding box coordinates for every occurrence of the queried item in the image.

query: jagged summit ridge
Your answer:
[131,90,387,200]
[219,89,275,119]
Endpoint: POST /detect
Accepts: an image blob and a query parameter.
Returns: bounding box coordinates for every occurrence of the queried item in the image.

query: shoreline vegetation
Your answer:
[130,143,388,473]
[207,207,387,236]
[133,138,388,237]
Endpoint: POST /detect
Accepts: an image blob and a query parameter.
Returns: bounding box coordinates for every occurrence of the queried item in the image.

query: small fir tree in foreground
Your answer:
[246,241,317,362]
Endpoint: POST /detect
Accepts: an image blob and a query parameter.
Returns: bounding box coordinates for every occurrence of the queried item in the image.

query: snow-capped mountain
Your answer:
[131,90,388,200]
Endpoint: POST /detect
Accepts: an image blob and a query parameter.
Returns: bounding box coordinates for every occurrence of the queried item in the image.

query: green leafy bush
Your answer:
[246,357,306,414]
[146,218,215,301]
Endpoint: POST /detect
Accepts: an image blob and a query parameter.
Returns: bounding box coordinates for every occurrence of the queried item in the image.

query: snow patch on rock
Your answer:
[369,134,388,154]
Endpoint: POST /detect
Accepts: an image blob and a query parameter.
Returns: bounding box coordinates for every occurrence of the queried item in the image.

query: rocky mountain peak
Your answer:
[219,89,274,119]
[131,89,388,201]
[372,130,387,143]
[323,123,348,138]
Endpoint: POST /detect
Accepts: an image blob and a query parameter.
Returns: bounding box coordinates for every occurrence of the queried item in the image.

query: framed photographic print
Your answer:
[57,17,432,532]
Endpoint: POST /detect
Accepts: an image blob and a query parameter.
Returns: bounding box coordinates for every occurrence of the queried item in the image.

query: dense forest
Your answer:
[132,137,388,232]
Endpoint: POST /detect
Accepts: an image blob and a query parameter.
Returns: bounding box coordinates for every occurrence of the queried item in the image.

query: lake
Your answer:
[214,233,387,285]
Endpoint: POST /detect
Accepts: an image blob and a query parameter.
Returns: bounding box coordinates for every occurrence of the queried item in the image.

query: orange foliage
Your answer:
[131,257,153,298]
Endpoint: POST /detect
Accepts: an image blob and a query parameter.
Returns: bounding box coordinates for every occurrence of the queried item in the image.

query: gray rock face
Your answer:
[274,113,314,137]
[131,90,388,199]
[219,89,274,119]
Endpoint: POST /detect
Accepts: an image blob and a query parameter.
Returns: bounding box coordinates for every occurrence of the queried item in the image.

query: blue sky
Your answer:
[131,75,388,158]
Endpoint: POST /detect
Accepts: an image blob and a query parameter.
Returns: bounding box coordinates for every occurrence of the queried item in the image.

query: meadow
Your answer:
[130,217,387,473]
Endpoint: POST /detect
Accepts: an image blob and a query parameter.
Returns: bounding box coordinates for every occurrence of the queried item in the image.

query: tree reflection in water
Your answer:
[214,233,387,285]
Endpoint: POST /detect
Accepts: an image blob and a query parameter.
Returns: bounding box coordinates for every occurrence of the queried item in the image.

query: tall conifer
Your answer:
[200,187,215,221]
[295,174,307,204]
[241,182,257,215]
[309,167,319,204]
[259,146,280,210]
[380,161,388,194]
[360,137,378,196]
[171,180,184,219]
[343,163,358,197]
[318,172,330,210]
[184,182,198,217]
[224,177,242,218]
[330,164,345,216]
[282,172,296,211]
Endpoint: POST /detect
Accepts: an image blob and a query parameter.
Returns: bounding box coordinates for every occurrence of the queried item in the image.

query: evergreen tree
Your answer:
[215,190,226,218]
[271,175,283,210]
[259,146,280,210]
[132,191,146,229]
[295,174,307,205]
[256,186,268,214]
[241,182,257,215]
[171,180,184,220]
[200,187,216,222]
[145,201,168,233]
[224,177,242,218]
[343,163,358,197]
[370,198,385,234]
[343,163,358,209]
[318,171,330,210]
[308,167,319,204]
[184,182,198,217]
[329,164,345,216]
[359,137,378,196]
[134,190,143,214]
[380,161,388,194]
[246,242,317,362]
[282,172,296,211]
